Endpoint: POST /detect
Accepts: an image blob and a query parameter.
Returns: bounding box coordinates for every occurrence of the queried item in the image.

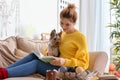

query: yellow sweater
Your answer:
[59,30,89,70]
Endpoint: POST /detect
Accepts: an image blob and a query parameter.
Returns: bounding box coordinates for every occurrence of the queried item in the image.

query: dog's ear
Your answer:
[58,31,62,37]
[50,29,56,39]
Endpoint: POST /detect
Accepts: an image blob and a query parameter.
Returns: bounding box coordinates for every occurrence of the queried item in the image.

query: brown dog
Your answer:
[47,29,62,57]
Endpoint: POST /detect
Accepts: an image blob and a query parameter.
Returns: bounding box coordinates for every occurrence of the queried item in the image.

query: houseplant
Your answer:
[108,0,120,70]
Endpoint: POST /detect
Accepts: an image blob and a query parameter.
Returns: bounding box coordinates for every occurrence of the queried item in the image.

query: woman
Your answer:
[0,4,89,79]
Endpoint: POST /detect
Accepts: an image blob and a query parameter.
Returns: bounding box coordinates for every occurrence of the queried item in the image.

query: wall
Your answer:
[19,0,80,39]
[19,0,58,38]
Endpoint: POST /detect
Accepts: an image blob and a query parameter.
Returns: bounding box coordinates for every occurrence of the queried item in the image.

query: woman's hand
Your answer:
[50,57,65,66]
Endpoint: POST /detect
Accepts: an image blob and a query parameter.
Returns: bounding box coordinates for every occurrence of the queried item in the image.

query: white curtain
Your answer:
[80,0,110,72]
[0,0,20,40]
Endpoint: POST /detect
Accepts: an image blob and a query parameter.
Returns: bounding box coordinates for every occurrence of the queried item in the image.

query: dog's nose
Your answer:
[46,52,49,56]
[55,42,60,46]
[56,42,59,44]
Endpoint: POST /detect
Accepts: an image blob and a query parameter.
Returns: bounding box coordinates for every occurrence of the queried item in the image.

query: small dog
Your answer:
[47,29,62,57]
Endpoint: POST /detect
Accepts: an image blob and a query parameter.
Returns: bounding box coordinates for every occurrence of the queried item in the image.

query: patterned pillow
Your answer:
[16,36,49,54]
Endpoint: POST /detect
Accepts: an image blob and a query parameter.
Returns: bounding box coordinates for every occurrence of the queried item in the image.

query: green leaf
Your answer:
[114,47,120,54]
[110,31,120,39]
[109,0,120,57]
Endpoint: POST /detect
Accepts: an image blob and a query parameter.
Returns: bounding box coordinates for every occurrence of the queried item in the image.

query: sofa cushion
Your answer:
[88,52,108,74]
[15,49,29,58]
[16,36,49,54]
[88,52,98,71]
[0,36,17,54]
[0,36,19,67]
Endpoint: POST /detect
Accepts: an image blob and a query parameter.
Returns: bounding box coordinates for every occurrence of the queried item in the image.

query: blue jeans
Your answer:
[6,53,60,77]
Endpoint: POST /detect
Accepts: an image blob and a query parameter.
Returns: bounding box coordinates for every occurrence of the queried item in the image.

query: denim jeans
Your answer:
[6,53,60,77]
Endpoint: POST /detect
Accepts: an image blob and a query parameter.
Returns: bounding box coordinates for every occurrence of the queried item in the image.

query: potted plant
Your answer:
[113,56,120,70]
[108,0,120,70]
[108,0,120,54]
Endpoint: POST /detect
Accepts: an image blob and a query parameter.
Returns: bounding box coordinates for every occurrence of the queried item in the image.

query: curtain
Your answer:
[0,0,20,40]
[80,0,110,72]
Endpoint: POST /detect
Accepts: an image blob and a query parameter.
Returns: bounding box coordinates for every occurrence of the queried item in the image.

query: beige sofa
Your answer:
[0,36,108,80]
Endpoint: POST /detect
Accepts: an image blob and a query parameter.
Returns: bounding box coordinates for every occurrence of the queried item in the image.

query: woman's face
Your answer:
[60,18,75,34]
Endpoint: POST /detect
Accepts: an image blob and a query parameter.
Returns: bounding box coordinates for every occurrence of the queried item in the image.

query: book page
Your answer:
[33,51,44,58]
[33,51,55,63]
[33,44,55,63]
[39,56,55,63]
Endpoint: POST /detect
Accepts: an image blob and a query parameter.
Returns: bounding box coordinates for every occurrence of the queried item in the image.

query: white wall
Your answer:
[20,0,58,38]
[19,0,80,39]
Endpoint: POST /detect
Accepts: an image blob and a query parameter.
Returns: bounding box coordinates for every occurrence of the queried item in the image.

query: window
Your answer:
[19,0,80,38]
[0,0,19,39]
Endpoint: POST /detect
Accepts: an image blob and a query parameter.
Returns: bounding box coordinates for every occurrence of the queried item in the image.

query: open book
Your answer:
[33,51,55,63]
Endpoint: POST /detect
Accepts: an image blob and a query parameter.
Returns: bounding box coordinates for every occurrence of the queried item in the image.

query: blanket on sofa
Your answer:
[0,36,49,78]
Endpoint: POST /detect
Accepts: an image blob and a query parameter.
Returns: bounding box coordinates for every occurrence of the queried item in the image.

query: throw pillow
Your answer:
[15,49,29,58]
[16,36,49,54]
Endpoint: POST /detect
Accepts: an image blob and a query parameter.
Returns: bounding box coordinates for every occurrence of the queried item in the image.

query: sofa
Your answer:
[0,36,108,80]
